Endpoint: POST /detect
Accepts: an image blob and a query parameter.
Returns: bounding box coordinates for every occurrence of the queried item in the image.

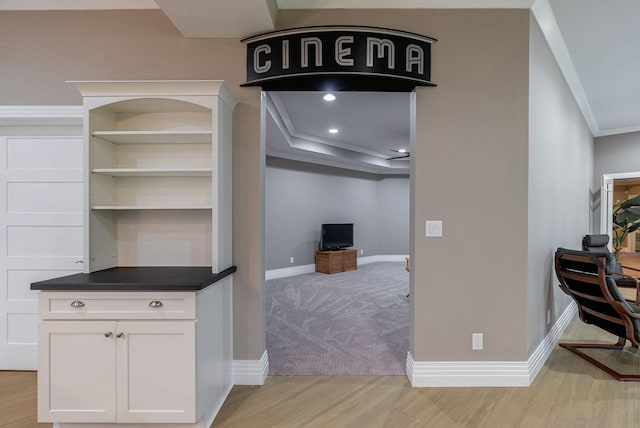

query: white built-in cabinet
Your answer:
[74,80,235,272]
[35,82,236,428]
[38,292,197,424]
[37,285,233,427]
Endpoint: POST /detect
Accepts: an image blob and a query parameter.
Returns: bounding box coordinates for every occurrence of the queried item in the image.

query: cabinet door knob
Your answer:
[70,299,85,308]
[105,332,113,338]
[149,300,163,308]
[116,332,124,338]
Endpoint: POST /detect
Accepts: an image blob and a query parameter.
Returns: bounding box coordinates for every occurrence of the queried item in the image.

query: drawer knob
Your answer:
[70,299,85,308]
[149,300,163,308]
[105,332,113,338]
[116,332,124,338]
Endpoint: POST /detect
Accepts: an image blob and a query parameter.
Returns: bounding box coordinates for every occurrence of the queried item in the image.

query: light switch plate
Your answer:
[425,220,443,237]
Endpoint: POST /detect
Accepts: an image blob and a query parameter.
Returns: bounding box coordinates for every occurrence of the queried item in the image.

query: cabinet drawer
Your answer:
[39,292,196,320]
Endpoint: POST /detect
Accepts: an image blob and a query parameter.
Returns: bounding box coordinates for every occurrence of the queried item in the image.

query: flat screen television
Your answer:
[321,223,354,250]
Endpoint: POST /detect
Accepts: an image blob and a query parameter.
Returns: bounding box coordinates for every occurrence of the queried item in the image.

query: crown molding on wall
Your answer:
[0,105,82,117]
[267,92,392,160]
[0,105,83,126]
[531,0,599,137]
[595,124,640,138]
[0,0,158,10]
[265,93,410,174]
[277,0,536,9]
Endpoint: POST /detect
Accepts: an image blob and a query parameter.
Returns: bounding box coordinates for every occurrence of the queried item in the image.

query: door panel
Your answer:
[0,135,83,369]
[116,321,196,423]
[38,321,117,423]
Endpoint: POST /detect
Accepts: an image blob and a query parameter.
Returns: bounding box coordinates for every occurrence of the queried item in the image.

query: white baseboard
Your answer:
[358,254,408,265]
[266,264,315,280]
[265,255,408,280]
[232,350,269,385]
[406,302,577,387]
[526,301,577,383]
[203,382,233,428]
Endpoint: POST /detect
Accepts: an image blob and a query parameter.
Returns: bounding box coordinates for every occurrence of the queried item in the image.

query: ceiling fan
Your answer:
[387,149,410,160]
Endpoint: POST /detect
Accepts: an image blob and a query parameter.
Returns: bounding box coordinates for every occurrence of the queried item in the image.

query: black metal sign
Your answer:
[241,26,436,91]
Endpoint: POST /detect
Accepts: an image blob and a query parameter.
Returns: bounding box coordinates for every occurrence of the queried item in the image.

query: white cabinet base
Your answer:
[53,405,223,428]
[38,278,233,427]
[52,383,230,428]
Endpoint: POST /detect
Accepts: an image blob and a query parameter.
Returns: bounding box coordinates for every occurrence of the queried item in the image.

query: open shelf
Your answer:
[92,168,212,177]
[75,81,236,272]
[92,205,212,210]
[92,131,212,144]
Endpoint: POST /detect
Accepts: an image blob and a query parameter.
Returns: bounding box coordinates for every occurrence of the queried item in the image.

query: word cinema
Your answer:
[242,26,436,91]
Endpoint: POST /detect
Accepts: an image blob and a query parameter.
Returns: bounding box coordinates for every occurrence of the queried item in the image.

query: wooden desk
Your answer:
[315,249,357,274]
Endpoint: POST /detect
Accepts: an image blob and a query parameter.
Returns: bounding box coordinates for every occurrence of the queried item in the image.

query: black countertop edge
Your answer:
[31,266,237,291]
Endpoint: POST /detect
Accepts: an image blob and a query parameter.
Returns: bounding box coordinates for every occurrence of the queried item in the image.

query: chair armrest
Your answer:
[615,271,640,305]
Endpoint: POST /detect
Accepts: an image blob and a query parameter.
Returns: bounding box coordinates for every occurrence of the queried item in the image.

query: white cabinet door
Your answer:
[116,321,196,423]
[0,135,83,370]
[38,321,117,423]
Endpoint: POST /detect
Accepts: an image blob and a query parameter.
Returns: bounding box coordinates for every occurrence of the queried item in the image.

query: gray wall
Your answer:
[527,16,594,354]
[593,131,640,231]
[377,176,411,255]
[404,9,530,360]
[265,157,409,270]
[594,132,640,180]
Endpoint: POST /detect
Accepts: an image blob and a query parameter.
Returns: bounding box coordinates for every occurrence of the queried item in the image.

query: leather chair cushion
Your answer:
[583,234,611,251]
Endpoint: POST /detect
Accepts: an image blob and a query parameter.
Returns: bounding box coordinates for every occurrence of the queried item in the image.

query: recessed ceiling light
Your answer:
[323,93,336,101]
[329,128,339,134]
[398,149,407,153]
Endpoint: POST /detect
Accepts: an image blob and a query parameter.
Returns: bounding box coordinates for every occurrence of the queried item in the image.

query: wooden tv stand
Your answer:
[315,249,357,274]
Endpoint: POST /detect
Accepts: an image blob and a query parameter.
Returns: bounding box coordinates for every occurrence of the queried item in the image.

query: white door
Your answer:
[38,321,117,423]
[116,321,196,423]
[0,136,83,369]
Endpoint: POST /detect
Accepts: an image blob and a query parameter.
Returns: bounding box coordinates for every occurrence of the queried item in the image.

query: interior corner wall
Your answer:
[265,157,409,270]
[233,102,266,360]
[527,15,594,354]
[376,176,411,255]
[593,132,640,232]
[594,132,640,179]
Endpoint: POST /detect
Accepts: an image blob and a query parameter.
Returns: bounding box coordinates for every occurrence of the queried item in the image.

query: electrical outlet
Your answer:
[472,333,483,350]
[360,249,364,255]
[547,309,551,324]
[290,256,294,264]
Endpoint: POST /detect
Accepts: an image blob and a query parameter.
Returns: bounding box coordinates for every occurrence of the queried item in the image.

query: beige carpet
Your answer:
[265,262,409,376]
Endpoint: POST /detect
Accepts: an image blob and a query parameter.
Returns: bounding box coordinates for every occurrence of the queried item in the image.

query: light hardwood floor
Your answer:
[619,252,640,277]
[4,316,640,428]
[214,316,640,427]
[0,371,50,428]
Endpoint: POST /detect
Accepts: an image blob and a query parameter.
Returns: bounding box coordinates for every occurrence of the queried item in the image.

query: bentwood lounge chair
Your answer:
[582,234,640,303]
[555,247,640,381]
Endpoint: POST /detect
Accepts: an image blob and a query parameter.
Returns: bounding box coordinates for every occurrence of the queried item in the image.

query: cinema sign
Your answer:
[242,26,436,91]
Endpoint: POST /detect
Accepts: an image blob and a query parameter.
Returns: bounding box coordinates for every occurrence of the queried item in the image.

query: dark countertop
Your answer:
[31,266,236,291]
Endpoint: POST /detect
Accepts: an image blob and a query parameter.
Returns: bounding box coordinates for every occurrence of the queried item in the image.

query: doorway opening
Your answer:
[262,90,414,375]
[601,172,640,274]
